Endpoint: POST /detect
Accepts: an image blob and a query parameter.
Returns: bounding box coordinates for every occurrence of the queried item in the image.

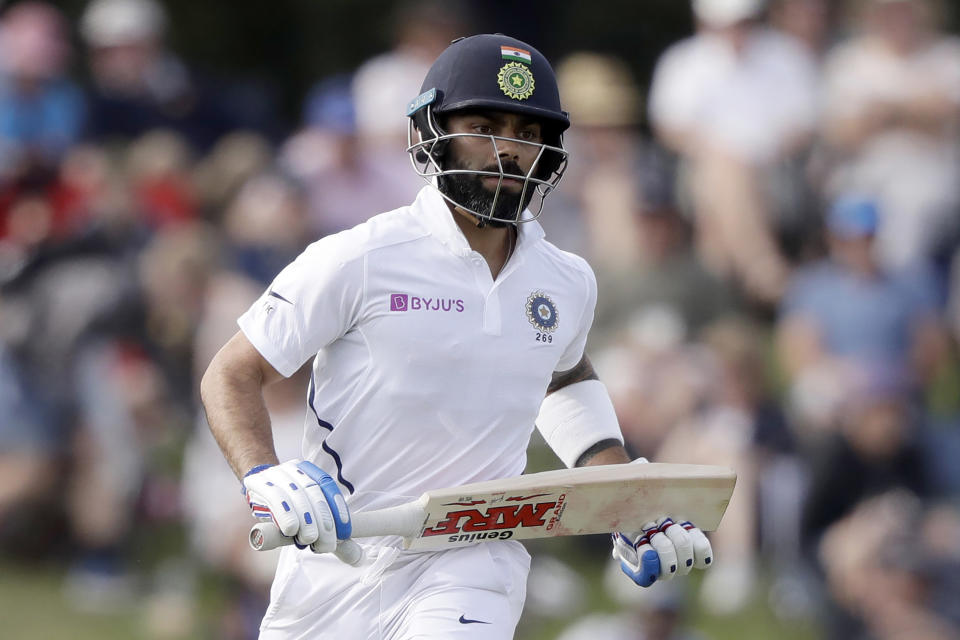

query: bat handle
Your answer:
[249,521,286,551]
[248,523,365,566]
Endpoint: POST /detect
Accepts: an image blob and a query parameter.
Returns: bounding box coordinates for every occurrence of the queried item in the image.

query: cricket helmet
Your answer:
[406,34,570,225]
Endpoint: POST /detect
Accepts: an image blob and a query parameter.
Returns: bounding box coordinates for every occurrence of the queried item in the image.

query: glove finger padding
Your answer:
[273,463,324,545]
[660,518,694,576]
[681,521,714,569]
[643,520,679,580]
[293,468,338,552]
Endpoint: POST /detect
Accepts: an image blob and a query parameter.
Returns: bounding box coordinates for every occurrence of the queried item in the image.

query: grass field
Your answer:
[0,556,820,640]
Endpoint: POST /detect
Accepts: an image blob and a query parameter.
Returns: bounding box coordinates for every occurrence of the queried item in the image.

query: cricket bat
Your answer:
[250,463,736,555]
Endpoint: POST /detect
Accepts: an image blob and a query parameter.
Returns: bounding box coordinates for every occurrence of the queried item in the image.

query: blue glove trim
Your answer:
[620,549,661,588]
[243,464,274,478]
[240,464,275,495]
[296,460,352,540]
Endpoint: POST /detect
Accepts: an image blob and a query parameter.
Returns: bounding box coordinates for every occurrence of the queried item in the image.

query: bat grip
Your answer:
[248,525,365,565]
[249,501,425,556]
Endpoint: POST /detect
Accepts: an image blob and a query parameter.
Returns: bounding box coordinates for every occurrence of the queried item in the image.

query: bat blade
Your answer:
[250,463,736,553]
[404,463,735,550]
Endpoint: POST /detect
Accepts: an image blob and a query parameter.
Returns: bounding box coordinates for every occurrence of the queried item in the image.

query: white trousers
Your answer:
[259,540,530,639]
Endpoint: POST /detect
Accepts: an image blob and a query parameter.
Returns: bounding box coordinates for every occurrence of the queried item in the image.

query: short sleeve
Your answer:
[238,236,365,377]
[555,260,598,372]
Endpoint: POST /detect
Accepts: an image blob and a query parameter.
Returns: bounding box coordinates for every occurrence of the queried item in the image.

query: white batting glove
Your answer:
[612,517,713,587]
[242,460,356,556]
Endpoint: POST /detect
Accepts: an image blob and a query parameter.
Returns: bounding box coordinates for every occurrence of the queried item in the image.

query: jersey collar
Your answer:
[412,186,546,258]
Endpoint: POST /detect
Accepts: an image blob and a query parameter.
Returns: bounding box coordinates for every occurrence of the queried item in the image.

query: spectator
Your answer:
[221,172,310,285]
[125,129,198,228]
[648,0,820,304]
[655,319,779,614]
[777,196,947,434]
[821,0,960,273]
[63,222,218,609]
[817,491,960,639]
[192,131,274,219]
[351,0,471,148]
[0,339,59,556]
[79,0,261,151]
[0,2,84,185]
[802,369,932,545]
[594,306,714,461]
[551,52,646,268]
[588,144,739,344]
[281,76,421,236]
[769,0,835,58]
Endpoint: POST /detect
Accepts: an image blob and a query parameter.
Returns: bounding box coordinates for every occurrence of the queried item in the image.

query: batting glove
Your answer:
[243,460,355,556]
[612,517,713,587]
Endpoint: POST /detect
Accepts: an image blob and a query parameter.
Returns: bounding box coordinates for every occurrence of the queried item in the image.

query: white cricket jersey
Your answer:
[238,186,597,515]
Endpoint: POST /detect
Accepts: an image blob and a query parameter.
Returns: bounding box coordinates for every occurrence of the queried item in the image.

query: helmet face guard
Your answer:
[406,102,568,225]
[405,34,571,227]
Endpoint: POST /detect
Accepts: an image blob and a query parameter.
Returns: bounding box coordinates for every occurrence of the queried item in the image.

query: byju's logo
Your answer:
[388,293,465,313]
[390,294,409,311]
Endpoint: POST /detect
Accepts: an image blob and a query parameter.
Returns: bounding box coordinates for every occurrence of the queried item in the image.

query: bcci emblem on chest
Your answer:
[526,291,559,333]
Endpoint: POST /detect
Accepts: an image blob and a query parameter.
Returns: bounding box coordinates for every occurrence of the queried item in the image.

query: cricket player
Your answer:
[201,34,713,639]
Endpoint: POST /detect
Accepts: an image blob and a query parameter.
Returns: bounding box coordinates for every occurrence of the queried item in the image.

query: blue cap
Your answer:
[828,196,879,238]
[304,75,356,134]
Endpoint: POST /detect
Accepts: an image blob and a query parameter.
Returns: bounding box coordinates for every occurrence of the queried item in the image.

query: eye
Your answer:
[473,124,493,135]
[517,128,541,142]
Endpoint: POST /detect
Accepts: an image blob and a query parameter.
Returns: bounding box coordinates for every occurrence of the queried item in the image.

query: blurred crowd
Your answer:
[1,0,959,639]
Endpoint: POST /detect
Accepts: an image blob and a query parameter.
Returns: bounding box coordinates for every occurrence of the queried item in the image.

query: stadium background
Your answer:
[1,0,959,638]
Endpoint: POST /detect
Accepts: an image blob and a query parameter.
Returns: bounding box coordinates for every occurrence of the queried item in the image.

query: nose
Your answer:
[495,136,522,163]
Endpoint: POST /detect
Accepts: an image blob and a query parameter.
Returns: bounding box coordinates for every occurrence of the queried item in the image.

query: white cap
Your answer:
[693,0,765,27]
[80,0,166,47]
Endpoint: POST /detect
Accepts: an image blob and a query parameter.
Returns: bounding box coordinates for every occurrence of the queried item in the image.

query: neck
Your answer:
[450,206,515,278]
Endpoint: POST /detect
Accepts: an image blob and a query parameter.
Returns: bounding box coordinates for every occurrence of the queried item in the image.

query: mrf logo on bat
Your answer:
[420,492,568,543]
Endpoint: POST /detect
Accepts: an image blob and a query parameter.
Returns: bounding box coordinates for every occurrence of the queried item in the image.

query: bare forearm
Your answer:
[200,350,280,480]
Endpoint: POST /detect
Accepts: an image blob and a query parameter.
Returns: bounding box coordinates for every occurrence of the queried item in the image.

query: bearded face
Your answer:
[437,152,535,228]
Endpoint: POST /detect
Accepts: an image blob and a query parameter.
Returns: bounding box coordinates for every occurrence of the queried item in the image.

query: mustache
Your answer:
[480,161,526,177]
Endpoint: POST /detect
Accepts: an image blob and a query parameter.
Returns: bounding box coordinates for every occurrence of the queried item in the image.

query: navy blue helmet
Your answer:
[406,34,570,225]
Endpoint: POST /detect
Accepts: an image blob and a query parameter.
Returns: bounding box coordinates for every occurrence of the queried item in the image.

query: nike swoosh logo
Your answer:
[268,291,293,304]
[459,615,491,625]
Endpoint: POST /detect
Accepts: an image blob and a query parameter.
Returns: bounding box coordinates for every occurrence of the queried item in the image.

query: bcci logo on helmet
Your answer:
[498,62,535,101]
[526,291,558,332]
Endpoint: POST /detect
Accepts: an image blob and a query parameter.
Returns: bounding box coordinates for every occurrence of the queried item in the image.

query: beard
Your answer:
[438,158,535,227]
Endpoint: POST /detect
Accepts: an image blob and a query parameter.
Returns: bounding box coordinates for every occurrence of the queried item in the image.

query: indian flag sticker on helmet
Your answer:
[501,45,532,65]
[498,62,535,101]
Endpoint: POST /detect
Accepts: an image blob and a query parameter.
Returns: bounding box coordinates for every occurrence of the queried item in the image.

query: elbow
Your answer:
[199,358,220,418]
[199,348,237,416]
